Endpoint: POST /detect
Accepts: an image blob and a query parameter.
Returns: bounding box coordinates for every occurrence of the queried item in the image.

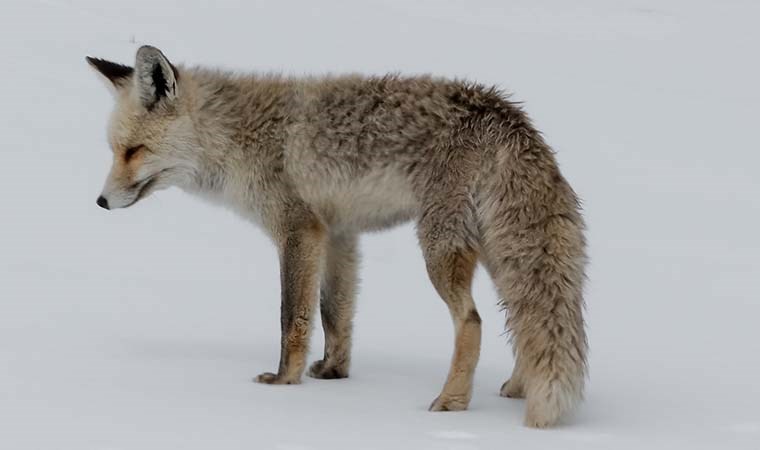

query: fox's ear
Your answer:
[134,45,178,110]
[86,56,134,88]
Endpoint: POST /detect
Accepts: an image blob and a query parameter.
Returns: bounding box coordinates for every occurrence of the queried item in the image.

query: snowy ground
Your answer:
[2,0,760,449]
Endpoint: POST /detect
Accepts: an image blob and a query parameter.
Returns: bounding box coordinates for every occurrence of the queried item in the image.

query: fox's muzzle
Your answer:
[97,167,174,210]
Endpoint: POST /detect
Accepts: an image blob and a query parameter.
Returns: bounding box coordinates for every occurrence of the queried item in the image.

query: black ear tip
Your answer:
[86,56,135,85]
[85,56,108,69]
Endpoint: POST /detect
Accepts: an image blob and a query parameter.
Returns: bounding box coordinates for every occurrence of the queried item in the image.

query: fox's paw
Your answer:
[524,404,559,429]
[253,372,301,385]
[428,394,470,412]
[500,378,525,399]
[307,360,349,380]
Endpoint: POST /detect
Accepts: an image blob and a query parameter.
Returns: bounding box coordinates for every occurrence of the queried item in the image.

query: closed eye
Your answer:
[124,145,144,162]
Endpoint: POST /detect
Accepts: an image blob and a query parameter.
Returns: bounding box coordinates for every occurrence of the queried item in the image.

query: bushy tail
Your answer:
[478,134,588,428]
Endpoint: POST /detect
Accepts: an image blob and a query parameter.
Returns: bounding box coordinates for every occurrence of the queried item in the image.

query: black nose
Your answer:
[96,196,110,210]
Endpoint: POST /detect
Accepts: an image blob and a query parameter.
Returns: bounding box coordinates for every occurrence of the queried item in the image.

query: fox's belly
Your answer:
[299,168,420,232]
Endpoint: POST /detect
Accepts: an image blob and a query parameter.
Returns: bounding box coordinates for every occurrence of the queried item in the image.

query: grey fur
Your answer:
[89,45,588,428]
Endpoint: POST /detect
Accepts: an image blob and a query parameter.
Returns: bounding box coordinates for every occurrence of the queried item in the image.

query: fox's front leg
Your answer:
[308,233,358,379]
[255,219,326,385]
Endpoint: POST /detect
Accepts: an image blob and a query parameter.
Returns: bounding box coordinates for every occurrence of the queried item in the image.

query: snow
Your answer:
[2,0,759,448]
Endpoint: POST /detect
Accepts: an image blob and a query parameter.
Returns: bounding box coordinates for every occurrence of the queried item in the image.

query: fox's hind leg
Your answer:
[309,233,358,379]
[422,239,481,412]
[417,186,482,411]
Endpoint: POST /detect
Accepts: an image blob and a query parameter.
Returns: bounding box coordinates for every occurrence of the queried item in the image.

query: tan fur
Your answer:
[88,46,588,427]
[426,248,481,412]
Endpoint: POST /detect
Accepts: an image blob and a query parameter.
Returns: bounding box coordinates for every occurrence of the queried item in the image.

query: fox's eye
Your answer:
[124,146,142,162]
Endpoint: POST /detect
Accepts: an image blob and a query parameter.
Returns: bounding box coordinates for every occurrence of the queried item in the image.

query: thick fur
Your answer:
[89,46,588,428]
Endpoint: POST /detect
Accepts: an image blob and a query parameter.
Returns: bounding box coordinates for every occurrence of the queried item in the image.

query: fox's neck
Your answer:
[182,67,297,199]
[188,67,295,136]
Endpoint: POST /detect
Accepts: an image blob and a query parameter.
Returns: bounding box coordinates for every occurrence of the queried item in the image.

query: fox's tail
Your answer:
[477,132,588,428]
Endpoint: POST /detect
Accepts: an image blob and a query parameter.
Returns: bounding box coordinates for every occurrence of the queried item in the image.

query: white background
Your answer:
[2,1,759,449]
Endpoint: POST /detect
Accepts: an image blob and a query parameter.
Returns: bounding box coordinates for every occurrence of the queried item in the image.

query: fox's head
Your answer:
[87,46,199,210]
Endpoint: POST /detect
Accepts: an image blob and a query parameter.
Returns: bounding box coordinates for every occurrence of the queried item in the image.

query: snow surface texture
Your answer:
[2,1,759,449]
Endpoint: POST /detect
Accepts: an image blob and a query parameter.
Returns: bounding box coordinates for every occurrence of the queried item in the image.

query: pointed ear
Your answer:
[134,45,179,110]
[86,56,134,88]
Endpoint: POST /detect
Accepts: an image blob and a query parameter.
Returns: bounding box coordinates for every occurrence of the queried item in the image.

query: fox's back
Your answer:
[285,74,522,230]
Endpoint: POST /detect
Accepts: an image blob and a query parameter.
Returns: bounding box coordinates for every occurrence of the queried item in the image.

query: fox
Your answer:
[87,45,588,428]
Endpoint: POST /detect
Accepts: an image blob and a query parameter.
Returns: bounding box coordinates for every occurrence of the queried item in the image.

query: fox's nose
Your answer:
[96,196,110,210]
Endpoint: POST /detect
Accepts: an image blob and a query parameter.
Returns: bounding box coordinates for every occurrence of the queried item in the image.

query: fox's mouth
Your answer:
[124,168,171,207]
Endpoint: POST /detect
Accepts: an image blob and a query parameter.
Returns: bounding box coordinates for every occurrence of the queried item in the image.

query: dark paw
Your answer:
[307,359,348,379]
